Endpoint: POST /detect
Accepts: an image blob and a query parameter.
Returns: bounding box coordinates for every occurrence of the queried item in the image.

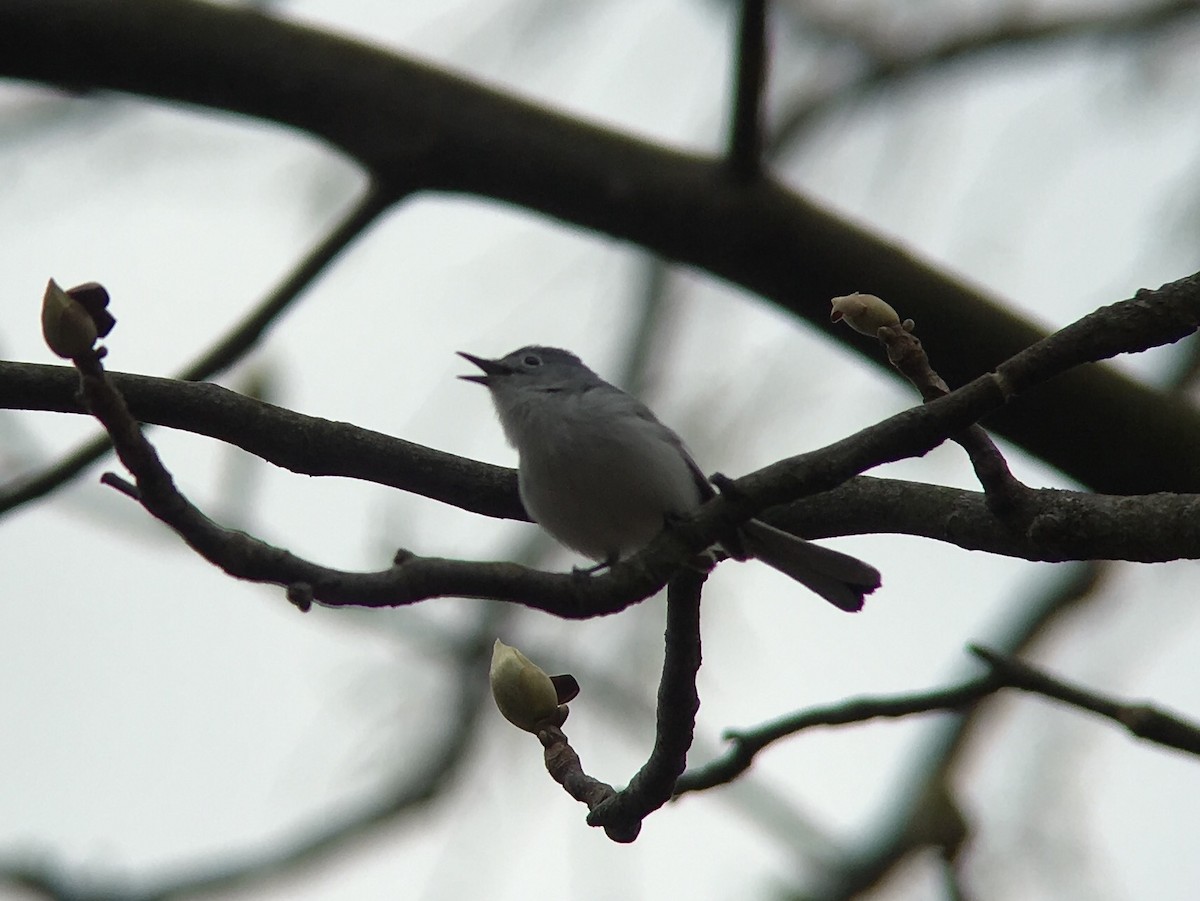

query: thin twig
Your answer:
[970,645,1200,756]
[588,568,706,838]
[771,0,1200,151]
[675,671,1000,795]
[676,642,1200,797]
[811,562,1108,901]
[871,317,1029,512]
[529,569,706,842]
[536,725,626,839]
[727,0,768,182]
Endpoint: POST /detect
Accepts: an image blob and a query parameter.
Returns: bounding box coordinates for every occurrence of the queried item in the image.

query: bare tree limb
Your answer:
[8,270,1200,616]
[676,643,1200,797]
[800,563,1108,901]
[767,478,1200,564]
[6,360,1200,561]
[588,568,706,839]
[729,272,1200,517]
[674,670,1002,795]
[969,645,1200,756]
[0,360,524,520]
[533,569,707,843]
[7,353,1199,561]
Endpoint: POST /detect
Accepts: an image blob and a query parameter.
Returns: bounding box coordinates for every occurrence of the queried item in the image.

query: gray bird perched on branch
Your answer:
[460,346,880,611]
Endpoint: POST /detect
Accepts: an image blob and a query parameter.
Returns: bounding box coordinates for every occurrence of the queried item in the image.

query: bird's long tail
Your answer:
[740,519,881,612]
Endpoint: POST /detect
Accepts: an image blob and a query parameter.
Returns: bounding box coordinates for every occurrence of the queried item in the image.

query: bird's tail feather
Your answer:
[740,519,880,612]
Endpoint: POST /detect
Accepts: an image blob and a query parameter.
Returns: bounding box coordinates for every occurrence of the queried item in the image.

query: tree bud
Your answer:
[830,292,901,336]
[41,278,99,359]
[490,639,566,732]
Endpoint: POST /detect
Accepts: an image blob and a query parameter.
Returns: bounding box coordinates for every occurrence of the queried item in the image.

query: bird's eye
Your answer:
[522,354,542,367]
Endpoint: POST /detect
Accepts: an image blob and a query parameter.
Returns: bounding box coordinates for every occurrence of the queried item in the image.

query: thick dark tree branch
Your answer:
[2,357,1194,561]
[3,0,1200,493]
[769,478,1200,564]
[0,361,525,520]
[0,185,389,515]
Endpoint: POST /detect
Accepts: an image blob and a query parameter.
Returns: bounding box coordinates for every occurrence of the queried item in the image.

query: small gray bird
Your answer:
[460,346,880,611]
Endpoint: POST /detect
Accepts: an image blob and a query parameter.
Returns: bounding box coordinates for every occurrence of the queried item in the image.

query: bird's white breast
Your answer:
[499,386,703,560]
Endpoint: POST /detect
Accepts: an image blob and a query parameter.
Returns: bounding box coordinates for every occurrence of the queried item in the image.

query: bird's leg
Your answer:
[660,511,727,573]
[571,553,618,579]
[708,471,743,500]
[702,473,752,561]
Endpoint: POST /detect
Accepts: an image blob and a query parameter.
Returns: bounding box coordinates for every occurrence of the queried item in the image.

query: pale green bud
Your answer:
[490,639,565,732]
[830,292,901,336]
[41,278,98,359]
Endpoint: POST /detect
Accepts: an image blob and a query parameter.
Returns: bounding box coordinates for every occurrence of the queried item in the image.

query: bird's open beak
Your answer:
[457,351,509,385]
